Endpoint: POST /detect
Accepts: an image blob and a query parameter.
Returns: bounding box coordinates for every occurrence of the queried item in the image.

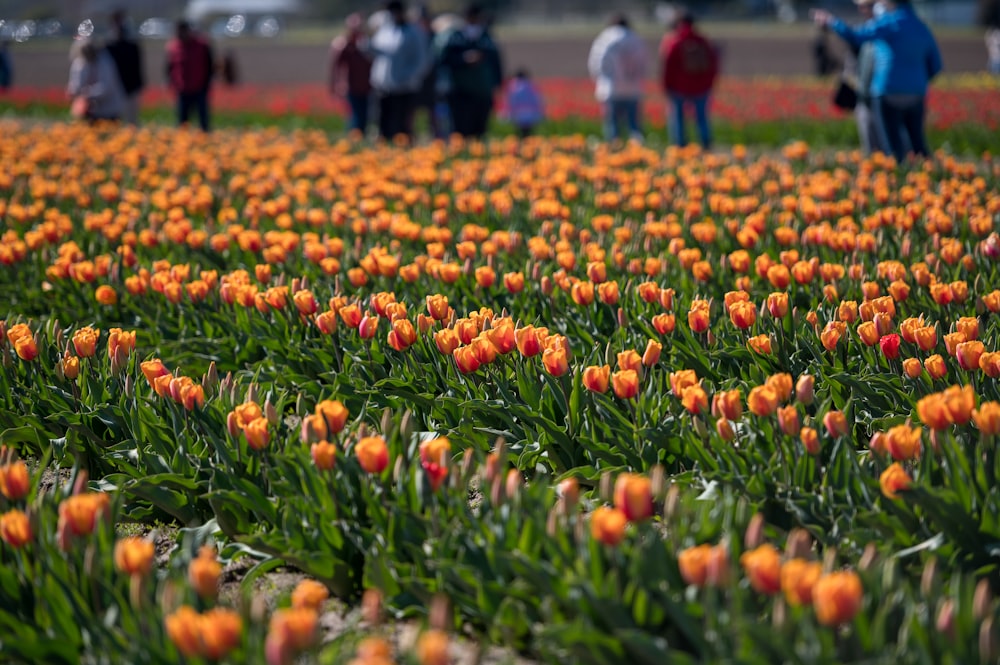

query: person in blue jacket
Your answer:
[813,0,942,162]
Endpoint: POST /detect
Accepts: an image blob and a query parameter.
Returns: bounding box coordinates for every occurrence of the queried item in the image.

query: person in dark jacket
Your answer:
[660,11,719,148]
[411,5,442,139]
[106,10,144,125]
[814,0,942,161]
[439,3,503,139]
[330,13,373,135]
[166,20,214,132]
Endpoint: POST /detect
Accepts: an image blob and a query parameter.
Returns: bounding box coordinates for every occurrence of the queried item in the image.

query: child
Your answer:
[504,68,544,138]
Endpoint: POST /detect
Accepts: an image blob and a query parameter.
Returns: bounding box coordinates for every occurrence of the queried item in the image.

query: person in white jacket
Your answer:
[588,14,649,142]
[67,38,126,122]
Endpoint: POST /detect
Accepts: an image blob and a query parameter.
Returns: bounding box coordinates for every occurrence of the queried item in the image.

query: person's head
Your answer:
[673,9,694,30]
[465,3,484,25]
[176,19,192,41]
[608,12,629,29]
[514,67,530,80]
[345,12,364,37]
[854,0,873,17]
[111,9,127,36]
[412,4,432,28]
[386,0,407,24]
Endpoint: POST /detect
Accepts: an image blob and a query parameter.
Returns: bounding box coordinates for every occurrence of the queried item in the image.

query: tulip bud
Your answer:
[936,598,956,640]
[204,361,219,393]
[973,578,993,621]
[599,471,613,502]
[617,307,627,329]
[920,557,938,597]
[505,469,521,502]
[558,478,579,511]
[980,617,997,665]
[858,542,878,572]
[540,275,553,296]
[785,528,812,559]
[459,448,475,483]
[650,465,665,500]
[265,400,279,426]
[663,484,680,522]
[361,588,383,626]
[795,374,815,405]
[744,513,765,550]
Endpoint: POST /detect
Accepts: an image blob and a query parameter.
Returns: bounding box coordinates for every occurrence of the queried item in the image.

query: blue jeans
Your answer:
[668,94,711,148]
[178,90,209,132]
[604,98,640,141]
[346,93,369,134]
[872,96,928,161]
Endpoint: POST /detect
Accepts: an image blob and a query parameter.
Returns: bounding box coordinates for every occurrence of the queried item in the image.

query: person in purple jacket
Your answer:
[504,68,544,137]
[813,0,942,162]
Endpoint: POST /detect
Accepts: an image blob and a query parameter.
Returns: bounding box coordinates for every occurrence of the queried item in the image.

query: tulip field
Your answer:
[1,118,1000,665]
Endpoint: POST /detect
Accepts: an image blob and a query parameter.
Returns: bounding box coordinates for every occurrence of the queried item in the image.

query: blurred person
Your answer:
[67,38,126,122]
[844,0,887,155]
[220,50,239,86]
[813,24,840,76]
[166,20,215,132]
[588,13,649,142]
[503,67,544,138]
[981,0,1000,73]
[0,39,12,92]
[439,3,503,139]
[813,0,942,162]
[660,10,719,148]
[411,5,442,139]
[105,10,145,125]
[431,13,465,137]
[988,28,1000,75]
[370,0,429,141]
[330,13,373,135]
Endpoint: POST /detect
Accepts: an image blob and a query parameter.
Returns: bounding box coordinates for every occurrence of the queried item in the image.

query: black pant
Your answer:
[448,93,493,139]
[378,92,414,141]
[178,90,210,132]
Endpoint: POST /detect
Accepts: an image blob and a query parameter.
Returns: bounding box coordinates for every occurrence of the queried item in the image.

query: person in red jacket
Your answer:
[659,11,719,148]
[166,20,214,132]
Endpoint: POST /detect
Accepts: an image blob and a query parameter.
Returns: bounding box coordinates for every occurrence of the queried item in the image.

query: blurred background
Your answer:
[0,0,995,120]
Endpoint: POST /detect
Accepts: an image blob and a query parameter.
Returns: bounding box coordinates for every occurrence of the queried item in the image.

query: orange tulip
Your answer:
[712,390,743,421]
[612,369,640,400]
[681,384,708,414]
[355,436,389,474]
[72,326,100,358]
[242,417,270,450]
[95,285,117,305]
[795,374,815,405]
[0,460,30,501]
[688,300,710,333]
[670,369,699,398]
[0,509,32,548]
[857,321,879,346]
[652,313,675,335]
[747,334,772,354]
[777,405,800,437]
[613,473,654,522]
[780,558,823,606]
[200,608,244,661]
[886,423,921,461]
[903,358,923,378]
[767,292,789,319]
[265,607,318,665]
[358,313,379,340]
[925,354,947,380]
[453,346,481,374]
[165,606,203,658]
[425,294,450,321]
[943,385,975,425]
[419,437,452,491]
[980,352,1000,378]
[729,300,757,329]
[434,328,460,356]
[582,365,610,393]
[293,290,318,316]
[956,341,985,371]
[800,427,820,455]
[617,349,642,373]
[590,506,627,546]
[542,346,569,377]
[114,536,155,577]
[880,462,911,499]
[503,272,524,294]
[740,544,782,595]
[514,326,543,357]
[747,385,779,417]
[387,318,417,351]
[973,402,1000,436]
[58,492,109,542]
[570,281,595,306]
[813,571,863,626]
[823,411,848,438]
[311,441,337,471]
[642,339,662,366]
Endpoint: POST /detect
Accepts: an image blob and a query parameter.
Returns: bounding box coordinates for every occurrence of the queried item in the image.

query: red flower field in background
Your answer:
[2,76,996,129]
